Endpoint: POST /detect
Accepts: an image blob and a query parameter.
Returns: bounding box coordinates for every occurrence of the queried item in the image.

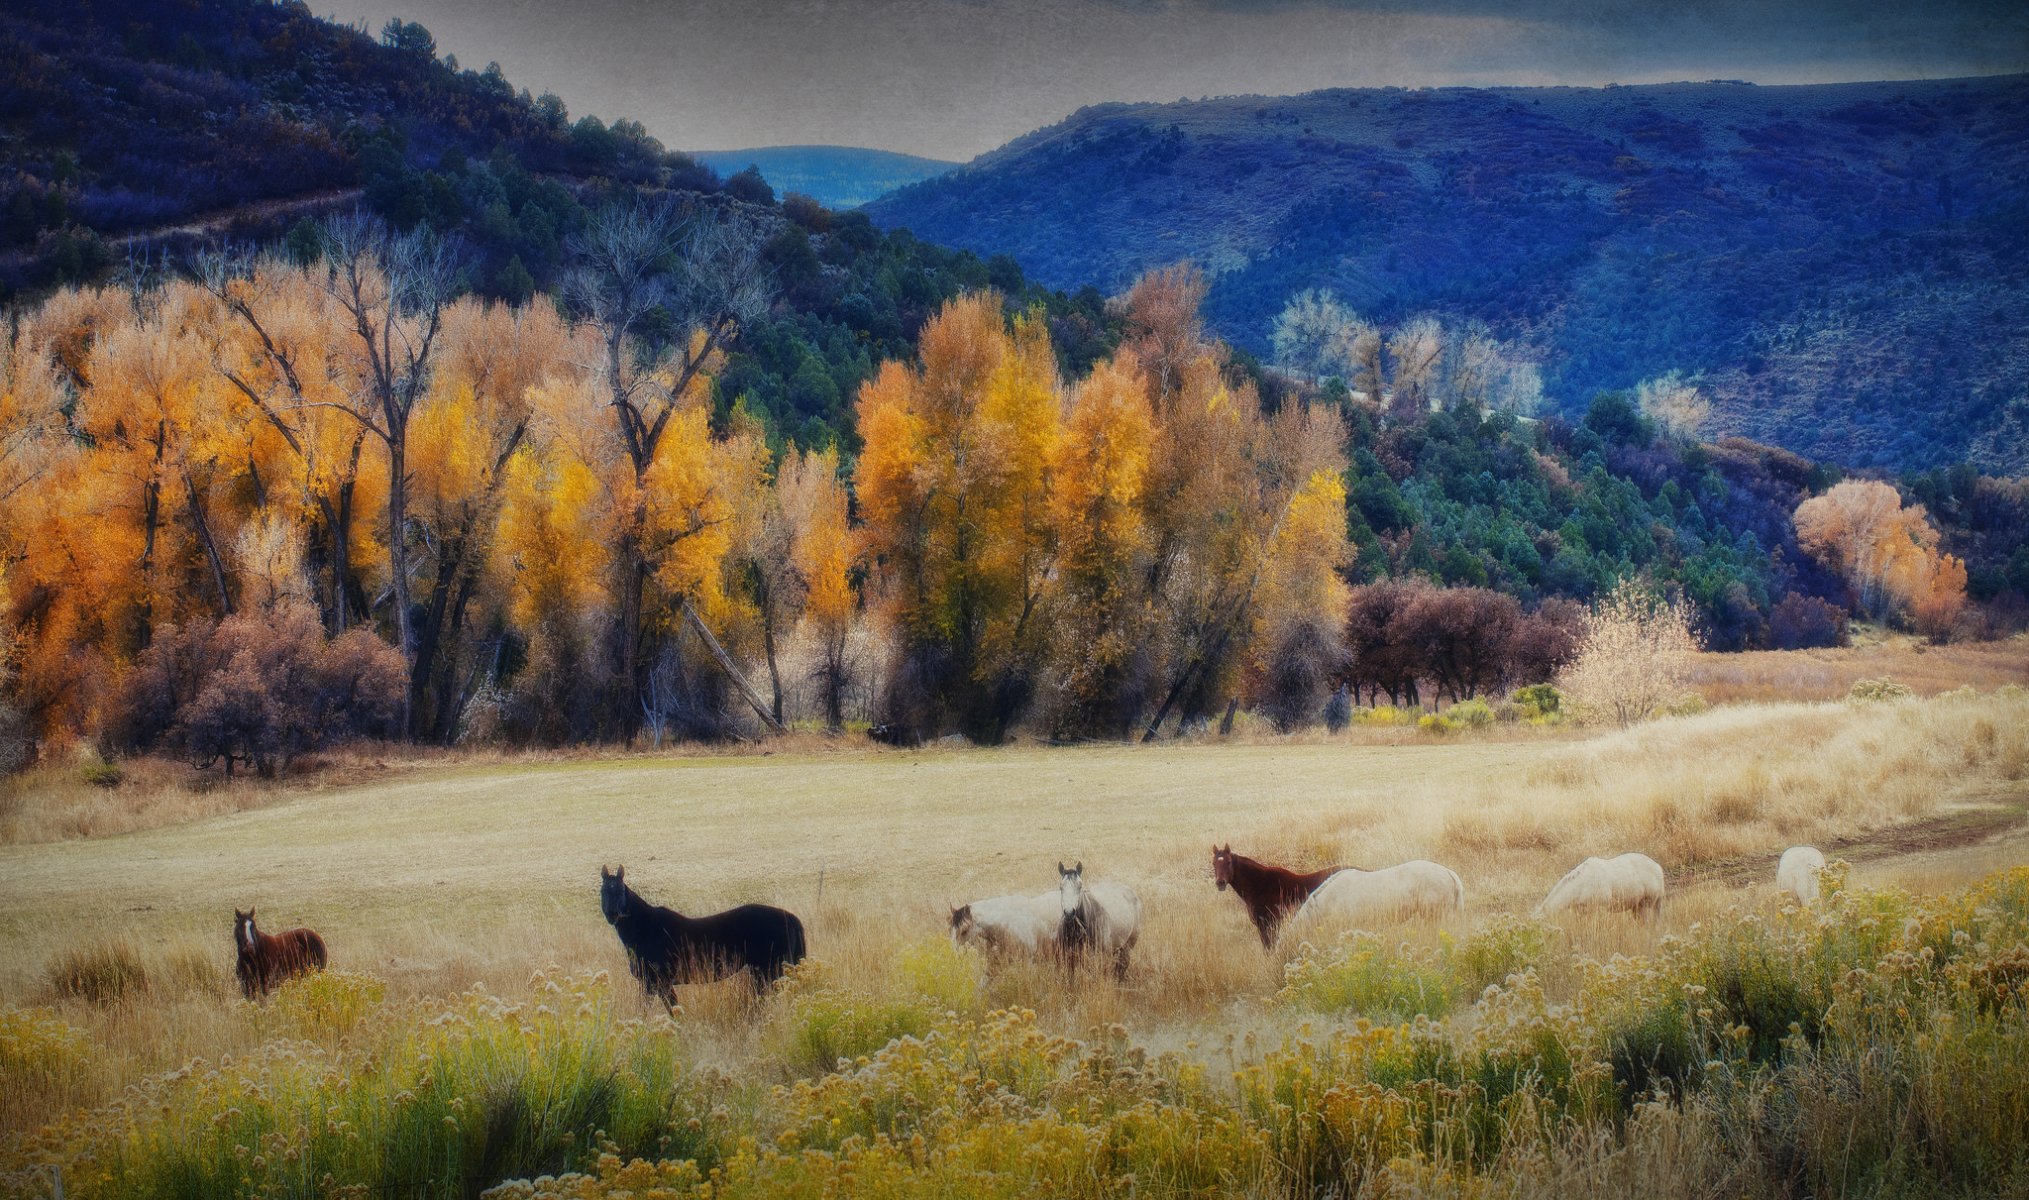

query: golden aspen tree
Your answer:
[1795,479,1968,633]
[317,214,456,686]
[1249,468,1353,731]
[1047,351,1155,737]
[205,259,387,634]
[561,201,776,736]
[404,298,569,739]
[781,446,855,731]
[854,292,1062,742]
[490,429,611,744]
[76,285,243,631]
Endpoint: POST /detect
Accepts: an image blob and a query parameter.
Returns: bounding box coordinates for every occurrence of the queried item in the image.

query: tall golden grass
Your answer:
[0,688,2024,1196]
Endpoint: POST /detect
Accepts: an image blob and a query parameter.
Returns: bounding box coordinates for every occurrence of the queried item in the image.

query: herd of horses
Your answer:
[230,843,1834,1003]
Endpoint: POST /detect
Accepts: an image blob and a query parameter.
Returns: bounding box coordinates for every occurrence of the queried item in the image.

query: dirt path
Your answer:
[105,188,366,251]
[1672,791,2029,890]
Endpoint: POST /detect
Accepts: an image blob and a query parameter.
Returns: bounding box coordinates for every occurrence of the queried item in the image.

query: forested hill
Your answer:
[868,76,2029,473]
[691,147,956,209]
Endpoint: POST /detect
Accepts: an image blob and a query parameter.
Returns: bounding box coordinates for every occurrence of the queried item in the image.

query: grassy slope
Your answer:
[868,75,2029,471]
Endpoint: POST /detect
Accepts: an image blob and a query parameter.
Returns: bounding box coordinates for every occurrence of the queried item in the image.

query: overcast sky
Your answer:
[317,0,2029,161]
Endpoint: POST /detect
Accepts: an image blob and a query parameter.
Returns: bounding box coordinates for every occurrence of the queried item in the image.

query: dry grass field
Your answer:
[2,686,2027,1197]
[1685,630,2029,703]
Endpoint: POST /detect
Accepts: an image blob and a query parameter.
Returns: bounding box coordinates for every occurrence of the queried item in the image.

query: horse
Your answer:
[232,907,327,1000]
[950,890,1062,958]
[1284,860,1466,941]
[1056,861,1141,983]
[1211,845,1346,948]
[598,865,806,1002]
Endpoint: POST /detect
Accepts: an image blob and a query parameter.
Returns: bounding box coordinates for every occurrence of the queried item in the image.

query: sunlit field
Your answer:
[1,686,2026,1197]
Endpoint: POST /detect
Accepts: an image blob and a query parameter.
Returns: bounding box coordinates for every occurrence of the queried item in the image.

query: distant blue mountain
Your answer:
[691,146,956,209]
[869,76,2029,472]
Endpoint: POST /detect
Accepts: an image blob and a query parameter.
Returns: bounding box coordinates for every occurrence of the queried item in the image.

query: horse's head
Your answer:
[948,904,974,947]
[232,907,256,952]
[1057,861,1085,915]
[1212,844,1234,891]
[599,865,629,922]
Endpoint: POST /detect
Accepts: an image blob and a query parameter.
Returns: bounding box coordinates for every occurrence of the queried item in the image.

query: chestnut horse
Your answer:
[232,907,327,1000]
[1211,845,1346,948]
[599,865,806,1002]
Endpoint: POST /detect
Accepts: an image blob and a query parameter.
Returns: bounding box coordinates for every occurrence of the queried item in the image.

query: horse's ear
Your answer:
[1057,861,1067,875]
[1075,861,1083,874]
[615,864,624,880]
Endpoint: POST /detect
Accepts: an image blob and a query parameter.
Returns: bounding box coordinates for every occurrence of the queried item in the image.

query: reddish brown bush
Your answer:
[1343,581,1581,706]
[1767,592,1849,650]
[111,609,405,776]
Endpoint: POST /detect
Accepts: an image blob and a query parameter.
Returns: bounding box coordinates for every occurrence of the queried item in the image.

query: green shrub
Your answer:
[1449,916,1556,996]
[1355,705,1415,726]
[771,968,942,1075]
[1443,698,1495,728]
[1280,934,1454,1020]
[1418,713,1454,734]
[1511,683,1563,717]
[77,756,123,789]
[1848,677,1915,703]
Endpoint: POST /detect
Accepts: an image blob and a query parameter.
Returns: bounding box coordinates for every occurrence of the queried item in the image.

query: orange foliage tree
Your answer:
[1795,480,1968,638]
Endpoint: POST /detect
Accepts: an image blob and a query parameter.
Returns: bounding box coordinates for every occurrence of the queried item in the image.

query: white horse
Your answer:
[1777,846,1827,906]
[949,890,1063,958]
[1282,859,1465,941]
[1534,853,1666,921]
[1057,861,1142,982]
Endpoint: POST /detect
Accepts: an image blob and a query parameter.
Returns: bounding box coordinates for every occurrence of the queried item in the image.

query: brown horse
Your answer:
[233,907,327,1000]
[1211,845,1347,948]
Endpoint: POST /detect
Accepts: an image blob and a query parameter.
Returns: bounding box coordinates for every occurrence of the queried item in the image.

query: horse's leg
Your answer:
[1113,944,1130,982]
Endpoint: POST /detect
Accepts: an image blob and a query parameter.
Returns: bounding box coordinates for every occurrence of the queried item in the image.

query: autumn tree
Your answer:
[1250,467,1353,731]
[1795,479,1968,636]
[1637,372,1712,440]
[560,199,777,736]
[1047,352,1155,737]
[1130,271,1349,739]
[779,446,856,731]
[403,298,569,739]
[316,214,456,693]
[1386,317,1443,420]
[856,292,1062,742]
[204,256,387,635]
[1271,289,1371,386]
[1559,579,1699,726]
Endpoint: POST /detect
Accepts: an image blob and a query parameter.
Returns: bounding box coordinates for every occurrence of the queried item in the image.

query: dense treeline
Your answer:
[0,218,2007,768]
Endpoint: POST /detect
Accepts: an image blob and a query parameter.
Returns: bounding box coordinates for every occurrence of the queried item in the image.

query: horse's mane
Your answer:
[1228,851,1344,889]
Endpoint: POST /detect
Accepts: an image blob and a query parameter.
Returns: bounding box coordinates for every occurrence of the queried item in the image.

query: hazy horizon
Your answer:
[315,0,2028,161]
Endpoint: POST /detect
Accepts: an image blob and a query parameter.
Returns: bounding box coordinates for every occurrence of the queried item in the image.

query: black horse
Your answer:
[598,865,806,1001]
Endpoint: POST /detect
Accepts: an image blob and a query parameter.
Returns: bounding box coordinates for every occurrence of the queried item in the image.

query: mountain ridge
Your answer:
[869,74,2029,472]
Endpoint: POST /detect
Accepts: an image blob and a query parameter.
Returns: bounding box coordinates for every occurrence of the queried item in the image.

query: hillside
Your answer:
[869,76,2029,473]
[692,146,955,209]
[0,0,1109,454]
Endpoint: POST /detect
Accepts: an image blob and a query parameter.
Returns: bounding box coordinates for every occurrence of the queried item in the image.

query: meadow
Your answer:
[1,683,2027,1198]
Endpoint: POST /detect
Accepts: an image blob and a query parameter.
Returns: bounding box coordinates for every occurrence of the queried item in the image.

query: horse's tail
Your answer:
[304,930,328,970]
[784,910,807,966]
